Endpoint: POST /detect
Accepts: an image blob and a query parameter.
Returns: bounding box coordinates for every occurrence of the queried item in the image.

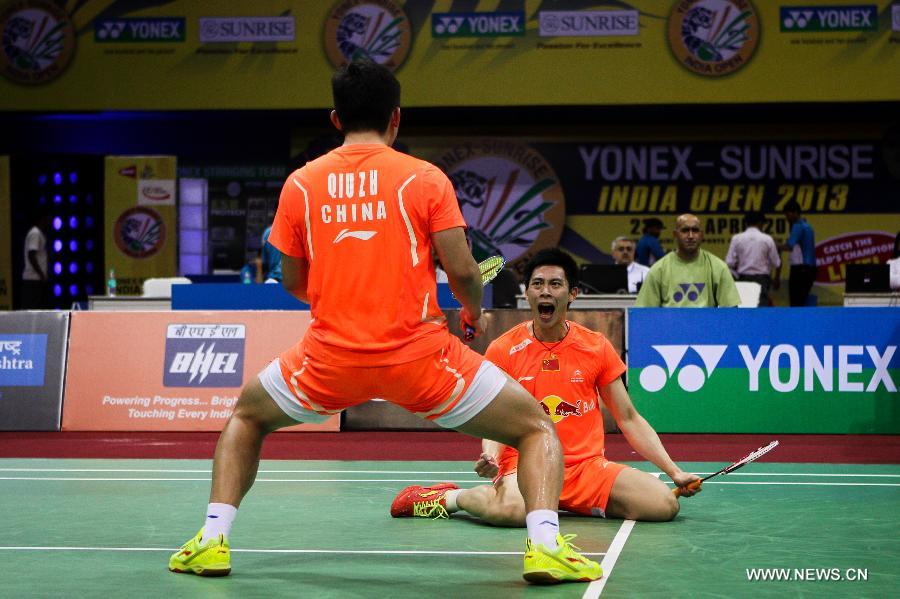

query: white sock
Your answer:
[525,509,559,550]
[201,503,237,544]
[444,489,461,513]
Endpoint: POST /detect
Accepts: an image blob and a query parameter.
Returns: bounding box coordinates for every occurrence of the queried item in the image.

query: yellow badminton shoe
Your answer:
[168,529,231,577]
[523,534,603,584]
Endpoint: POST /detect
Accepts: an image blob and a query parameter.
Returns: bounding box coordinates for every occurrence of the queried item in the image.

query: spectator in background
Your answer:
[635,218,666,266]
[255,225,283,283]
[611,236,648,293]
[635,214,740,308]
[21,212,49,309]
[778,200,817,306]
[888,231,900,291]
[725,211,781,306]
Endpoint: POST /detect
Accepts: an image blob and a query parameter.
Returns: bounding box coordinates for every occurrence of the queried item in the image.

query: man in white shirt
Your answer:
[725,211,781,306]
[21,213,49,309]
[611,236,649,293]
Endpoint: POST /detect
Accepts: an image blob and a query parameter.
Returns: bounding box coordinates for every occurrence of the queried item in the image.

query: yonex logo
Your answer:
[96,21,126,40]
[434,16,464,35]
[639,345,726,393]
[782,10,814,29]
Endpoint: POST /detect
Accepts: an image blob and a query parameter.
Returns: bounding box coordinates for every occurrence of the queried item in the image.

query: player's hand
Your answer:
[672,470,702,497]
[460,307,486,342]
[473,453,499,479]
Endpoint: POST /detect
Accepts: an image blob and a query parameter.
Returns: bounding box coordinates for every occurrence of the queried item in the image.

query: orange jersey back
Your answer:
[268,144,466,366]
[485,321,626,467]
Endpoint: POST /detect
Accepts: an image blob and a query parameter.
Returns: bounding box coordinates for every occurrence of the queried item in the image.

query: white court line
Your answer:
[0,477,486,483]
[0,468,480,474]
[1,477,899,487]
[2,468,898,477]
[581,473,658,598]
[0,546,603,557]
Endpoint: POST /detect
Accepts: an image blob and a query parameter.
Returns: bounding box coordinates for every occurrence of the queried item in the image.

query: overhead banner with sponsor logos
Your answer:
[407,135,900,305]
[104,156,177,295]
[0,311,69,430]
[0,1,897,110]
[628,308,900,434]
[62,311,339,432]
[0,156,10,310]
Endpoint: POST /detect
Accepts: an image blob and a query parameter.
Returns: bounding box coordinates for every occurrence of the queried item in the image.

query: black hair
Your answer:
[522,248,579,291]
[331,60,400,134]
[745,210,765,226]
[783,200,802,214]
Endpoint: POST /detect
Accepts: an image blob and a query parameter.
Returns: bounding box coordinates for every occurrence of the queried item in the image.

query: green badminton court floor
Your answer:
[0,459,897,598]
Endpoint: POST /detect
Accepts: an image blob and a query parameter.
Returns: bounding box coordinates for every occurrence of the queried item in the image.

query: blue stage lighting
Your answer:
[53,285,62,297]
[69,284,78,296]
[52,217,62,230]
[53,172,62,185]
[85,216,93,228]
[69,262,78,274]
[53,240,62,252]
[53,262,62,275]
[69,216,78,229]
[53,194,61,204]
[38,174,47,186]
[69,194,77,204]
[86,240,94,251]
[69,240,77,251]
[85,261,94,273]
[69,172,78,184]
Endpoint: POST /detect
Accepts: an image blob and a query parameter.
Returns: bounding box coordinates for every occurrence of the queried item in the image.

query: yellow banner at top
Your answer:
[0,0,897,110]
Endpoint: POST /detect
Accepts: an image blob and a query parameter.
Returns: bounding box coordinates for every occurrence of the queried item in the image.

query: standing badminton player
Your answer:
[392,249,701,525]
[168,61,602,585]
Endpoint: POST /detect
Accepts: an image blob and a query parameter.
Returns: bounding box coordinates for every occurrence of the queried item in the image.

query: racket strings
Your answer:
[478,256,506,285]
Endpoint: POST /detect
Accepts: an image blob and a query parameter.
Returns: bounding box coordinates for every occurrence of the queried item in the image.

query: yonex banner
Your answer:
[63,311,338,432]
[628,308,900,434]
[0,0,896,109]
[0,311,69,431]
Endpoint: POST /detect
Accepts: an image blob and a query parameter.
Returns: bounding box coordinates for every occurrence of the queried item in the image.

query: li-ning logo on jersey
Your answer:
[163,324,245,388]
[639,344,727,393]
[433,141,565,274]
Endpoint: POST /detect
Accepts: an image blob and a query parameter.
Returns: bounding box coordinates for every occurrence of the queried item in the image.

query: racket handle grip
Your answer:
[672,479,702,497]
[463,324,475,342]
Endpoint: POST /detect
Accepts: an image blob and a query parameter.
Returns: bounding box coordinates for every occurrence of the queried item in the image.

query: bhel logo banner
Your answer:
[0,334,47,386]
[199,16,295,43]
[163,324,245,388]
[539,10,639,37]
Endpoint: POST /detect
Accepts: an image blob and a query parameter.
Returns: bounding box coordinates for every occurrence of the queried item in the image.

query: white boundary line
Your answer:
[1,477,898,487]
[1,468,898,477]
[581,472,659,599]
[0,546,604,557]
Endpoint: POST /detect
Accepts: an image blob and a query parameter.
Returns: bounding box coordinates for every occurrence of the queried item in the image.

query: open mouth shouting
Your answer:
[537,302,556,322]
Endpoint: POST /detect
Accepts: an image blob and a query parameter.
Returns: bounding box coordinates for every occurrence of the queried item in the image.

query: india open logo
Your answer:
[667,0,759,77]
[433,141,565,272]
[639,344,727,392]
[324,0,411,70]
[0,0,75,84]
[114,207,165,259]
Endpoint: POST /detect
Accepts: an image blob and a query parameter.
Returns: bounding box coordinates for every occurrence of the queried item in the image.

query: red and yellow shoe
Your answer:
[390,483,459,519]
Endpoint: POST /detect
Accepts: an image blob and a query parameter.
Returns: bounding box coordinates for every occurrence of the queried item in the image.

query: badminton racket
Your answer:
[463,255,506,341]
[673,440,779,497]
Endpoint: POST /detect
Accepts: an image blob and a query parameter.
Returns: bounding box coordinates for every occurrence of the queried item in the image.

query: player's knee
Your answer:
[483,501,527,527]
[662,493,680,521]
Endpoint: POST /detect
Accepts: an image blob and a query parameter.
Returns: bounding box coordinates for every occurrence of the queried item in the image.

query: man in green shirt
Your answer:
[635,214,740,308]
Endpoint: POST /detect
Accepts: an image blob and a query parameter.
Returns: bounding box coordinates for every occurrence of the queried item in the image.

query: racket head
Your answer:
[719,440,780,476]
[478,256,506,286]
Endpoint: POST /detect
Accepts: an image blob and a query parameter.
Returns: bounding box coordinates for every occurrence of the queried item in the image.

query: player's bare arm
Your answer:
[281,254,310,303]
[432,227,486,337]
[599,378,701,496]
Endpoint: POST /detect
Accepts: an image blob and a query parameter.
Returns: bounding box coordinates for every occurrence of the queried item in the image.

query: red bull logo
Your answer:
[539,394,582,424]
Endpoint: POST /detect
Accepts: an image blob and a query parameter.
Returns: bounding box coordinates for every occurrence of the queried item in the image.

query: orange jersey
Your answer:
[485,321,626,467]
[268,144,466,366]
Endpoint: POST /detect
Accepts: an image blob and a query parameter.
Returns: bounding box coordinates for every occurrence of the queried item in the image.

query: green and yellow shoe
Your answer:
[523,534,603,584]
[168,529,231,577]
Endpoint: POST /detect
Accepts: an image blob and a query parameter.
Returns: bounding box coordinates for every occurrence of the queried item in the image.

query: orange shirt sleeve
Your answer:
[595,334,627,387]
[268,171,307,258]
[422,165,466,233]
